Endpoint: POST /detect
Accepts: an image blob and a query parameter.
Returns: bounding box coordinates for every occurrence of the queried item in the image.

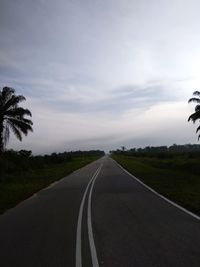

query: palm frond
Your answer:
[188,111,200,123]
[8,121,22,141]
[193,91,200,96]
[3,95,26,111]
[1,87,15,102]
[8,118,33,135]
[195,105,200,112]
[196,125,200,133]
[5,107,32,118]
[19,118,33,125]
[188,97,200,104]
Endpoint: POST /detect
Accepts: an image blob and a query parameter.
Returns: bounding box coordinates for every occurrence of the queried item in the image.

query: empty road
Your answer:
[0,156,200,267]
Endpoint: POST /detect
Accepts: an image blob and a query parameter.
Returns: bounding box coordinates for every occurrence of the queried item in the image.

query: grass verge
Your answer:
[0,156,99,214]
[112,155,200,216]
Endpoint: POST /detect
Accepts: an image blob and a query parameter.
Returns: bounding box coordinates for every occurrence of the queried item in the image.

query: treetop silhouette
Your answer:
[0,87,33,152]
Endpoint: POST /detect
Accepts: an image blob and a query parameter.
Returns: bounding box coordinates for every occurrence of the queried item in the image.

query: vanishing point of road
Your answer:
[0,156,200,267]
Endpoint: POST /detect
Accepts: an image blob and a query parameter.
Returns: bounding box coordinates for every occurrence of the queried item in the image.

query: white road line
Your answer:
[87,164,102,267]
[76,165,101,267]
[115,160,200,221]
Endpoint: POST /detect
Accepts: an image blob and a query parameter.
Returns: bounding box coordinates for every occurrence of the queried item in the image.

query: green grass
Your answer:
[112,155,200,215]
[0,156,99,214]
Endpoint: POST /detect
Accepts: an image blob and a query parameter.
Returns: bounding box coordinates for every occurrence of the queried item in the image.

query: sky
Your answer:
[0,0,200,154]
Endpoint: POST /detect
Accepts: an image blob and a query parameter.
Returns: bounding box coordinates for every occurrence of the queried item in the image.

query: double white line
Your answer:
[76,164,102,267]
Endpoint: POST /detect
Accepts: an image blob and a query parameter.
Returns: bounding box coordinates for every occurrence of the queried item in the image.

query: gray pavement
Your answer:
[0,156,200,267]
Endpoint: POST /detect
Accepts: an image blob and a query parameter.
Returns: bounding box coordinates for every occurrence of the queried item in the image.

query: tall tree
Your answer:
[188,91,200,140]
[121,146,126,152]
[0,87,33,152]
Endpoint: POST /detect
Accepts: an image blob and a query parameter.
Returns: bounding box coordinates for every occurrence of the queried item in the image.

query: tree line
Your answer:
[111,144,200,158]
[0,149,105,179]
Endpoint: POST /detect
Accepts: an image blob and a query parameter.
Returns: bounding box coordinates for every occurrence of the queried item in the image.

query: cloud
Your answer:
[38,81,182,115]
[1,0,200,153]
[7,96,197,153]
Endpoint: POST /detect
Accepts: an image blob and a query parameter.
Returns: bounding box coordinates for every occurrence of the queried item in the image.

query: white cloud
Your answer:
[1,0,200,152]
[7,97,197,153]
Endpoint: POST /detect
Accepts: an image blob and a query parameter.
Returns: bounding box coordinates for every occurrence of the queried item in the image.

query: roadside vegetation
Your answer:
[0,149,104,214]
[112,144,200,215]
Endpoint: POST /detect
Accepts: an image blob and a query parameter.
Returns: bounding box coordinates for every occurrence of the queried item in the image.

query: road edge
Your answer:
[1,157,103,217]
[112,158,200,221]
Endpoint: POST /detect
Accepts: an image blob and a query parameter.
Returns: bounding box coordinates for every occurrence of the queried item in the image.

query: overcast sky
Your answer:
[0,0,200,153]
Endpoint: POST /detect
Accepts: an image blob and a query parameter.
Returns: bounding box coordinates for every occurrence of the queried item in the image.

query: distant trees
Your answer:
[188,91,200,139]
[111,144,200,157]
[0,149,105,178]
[0,87,33,152]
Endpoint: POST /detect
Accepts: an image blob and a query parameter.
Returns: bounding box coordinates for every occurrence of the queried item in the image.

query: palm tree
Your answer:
[188,91,200,140]
[0,87,33,152]
[121,146,126,152]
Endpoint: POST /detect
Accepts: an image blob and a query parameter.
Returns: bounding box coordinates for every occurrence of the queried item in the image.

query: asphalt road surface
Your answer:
[0,156,200,267]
